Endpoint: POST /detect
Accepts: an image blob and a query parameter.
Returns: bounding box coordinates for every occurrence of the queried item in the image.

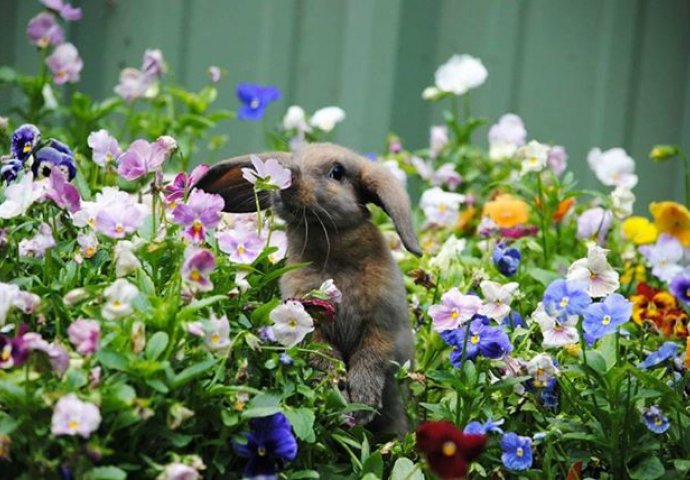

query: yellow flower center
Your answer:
[590,272,598,279]
[112,300,122,308]
[192,220,203,234]
[441,441,457,457]
[68,420,79,431]
[686,288,690,298]
[115,224,124,234]
[237,245,246,255]
[554,325,563,332]
[438,204,447,213]
[288,318,298,328]
[88,217,96,228]
[23,143,32,153]
[85,246,96,258]
[450,309,459,320]
[210,334,220,344]
[470,335,480,344]
[1,346,11,362]
[559,297,569,308]
[257,446,267,456]
[516,447,524,457]
[602,315,611,325]
[190,270,202,282]
[528,156,539,165]
[250,99,260,109]
[654,417,662,425]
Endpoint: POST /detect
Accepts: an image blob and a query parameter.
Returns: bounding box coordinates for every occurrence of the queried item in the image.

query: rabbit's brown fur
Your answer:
[195,143,421,437]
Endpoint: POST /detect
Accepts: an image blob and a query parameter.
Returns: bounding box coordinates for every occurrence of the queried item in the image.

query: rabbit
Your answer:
[195,143,422,437]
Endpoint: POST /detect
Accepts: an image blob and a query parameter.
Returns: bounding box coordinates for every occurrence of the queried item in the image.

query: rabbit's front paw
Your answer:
[347,382,382,426]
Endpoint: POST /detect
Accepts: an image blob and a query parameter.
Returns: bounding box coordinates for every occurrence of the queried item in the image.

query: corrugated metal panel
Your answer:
[1,0,689,207]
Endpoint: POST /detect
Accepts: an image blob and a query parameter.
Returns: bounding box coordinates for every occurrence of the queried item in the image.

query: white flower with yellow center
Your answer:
[517,140,550,176]
[270,301,315,348]
[102,279,139,320]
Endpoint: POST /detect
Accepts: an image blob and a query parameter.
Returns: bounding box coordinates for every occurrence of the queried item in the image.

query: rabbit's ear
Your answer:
[193,152,291,213]
[360,162,422,257]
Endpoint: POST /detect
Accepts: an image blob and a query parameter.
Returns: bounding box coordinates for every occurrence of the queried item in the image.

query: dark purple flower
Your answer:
[236,83,281,121]
[32,146,76,180]
[492,244,521,277]
[1,159,23,184]
[11,124,41,162]
[233,413,298,478]
[26,12,64,48]
[670,273,690,305]
[0,325,30,369]
[164,164,210,207]
[442,318,513,367]
[172,189,225,244]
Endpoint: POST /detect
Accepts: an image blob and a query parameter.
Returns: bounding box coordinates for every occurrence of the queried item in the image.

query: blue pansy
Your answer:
[540,377,559,409]
[500,432,533,471]
[582,293,632,342]
[463,417,504,435]
[236,83,281,121]
[492,244,521,277]
[543,279,591,318]
[11,124,41,161]
[31,146,76,180]
[1,159,23,184]
[501,311,525,330]
[279,353,293,365]
[638,342,679,370]
[641,405,670,434]
[233,412,298,478]
[445,318,513,367]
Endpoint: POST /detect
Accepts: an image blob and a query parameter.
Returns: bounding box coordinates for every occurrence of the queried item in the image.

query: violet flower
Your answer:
[18,223,56,258]
[0,325,30,369]
[547,146,568,176]
[172,189,225,244]
[114,68,154,101]
[141,49,166,78]
[51,394,101,438]
[87,129,122,167]
[181,247,216,292]
[45,166,81,213]
[40,0,82,21]
[77,232,99,259]
[577,207,613,245]
[202,313,231,351]
[95,200,149,239]
[32,145,76,180]
[11,124,41,162]
[164,164,210,207]
[217,227,265,264]
[241,155,292,190]
[46,43,83,85]
[1,159,23,184]
[428,288,482,332]
[669,272,690,305]
[236,83,281,121]
[640,234,685,283]
[67,319,100,356]
[117,138,173,181]
[26,12,64,48]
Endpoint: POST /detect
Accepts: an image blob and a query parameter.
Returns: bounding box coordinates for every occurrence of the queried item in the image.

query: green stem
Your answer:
[536,174,549,265]
[681,151,690,207]
[254,188,263,237]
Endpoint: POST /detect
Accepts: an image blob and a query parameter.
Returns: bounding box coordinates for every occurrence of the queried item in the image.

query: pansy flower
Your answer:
[216,226,265,264]
[641,405,670,434]
[587,147,638,189]
[0,325,30,369]
[488,113,526,160]
[67,319,100,356]
[172,189,225,244]
[11,124,41,161]
[577,207,613,245]
[478,280,519,321]
[101,279,139,320]
[26,12,64,48]
[432,54,487,96]
[233,413,297,478]
[621,216,658,244]
[241,155,292,190]
[416,421,486,480]
[202,313,230,351]
[428,288,482,332]
[463,418,504,436]
[269,301,315,347]
[40,0,83,21]
[638,342,679,370]
[87,129,122,167]
[51,394,101,438]
[46,43,83,85]
[650,201,690,246]
[532,302,579,348]
[500,433,533,471]
[517,140,549,176]
[492,243,521,277]
[442,317,513,367]
[117,137,175,181]
[181,247,215,292]
[639,234,684,283]
[482,194,529,229]
[542,279,591,318]
[45,165,80,213]
[163,164,210,207]
[419,187,466,227]
[236,83,281,121]
[32,145,76,181]
[309,106,346,132]
[670,272,690,306]
[582,293,632,342]
[567,245,619,298]
[526,353,558,387]
[631,283,688,337]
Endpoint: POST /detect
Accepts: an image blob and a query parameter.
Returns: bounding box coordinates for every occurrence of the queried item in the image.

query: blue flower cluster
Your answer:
[441,315,513,367]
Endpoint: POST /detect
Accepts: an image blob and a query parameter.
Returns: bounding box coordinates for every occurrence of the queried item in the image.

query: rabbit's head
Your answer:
[195,143,421,256]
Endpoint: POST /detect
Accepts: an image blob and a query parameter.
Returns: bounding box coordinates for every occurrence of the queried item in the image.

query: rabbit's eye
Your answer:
[328,163,345,181]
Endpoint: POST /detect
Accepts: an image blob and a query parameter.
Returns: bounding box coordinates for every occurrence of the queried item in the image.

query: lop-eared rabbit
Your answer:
[196,143,421,437]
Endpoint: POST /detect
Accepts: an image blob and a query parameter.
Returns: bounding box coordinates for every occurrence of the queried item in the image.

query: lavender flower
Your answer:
[181,247,216,292]
[141,49,166,78]
[428,288,482,332]
[67,319,100,356]
[117,138,171,181]
[216,227,265,264]
[40,0,82,21]
[241,155,292,190]
[172,189,225,244]
[87,129,122,167]
[670,272,690,305]
[51,394,101,438]
[577,207,613,245]
[114,68,154,101]
[46,43,83,85]
[208,65,222,83]
[640,234,685,283]
[45,165,80,213]
[11,124,41,161]
[18,223,56,258]
[547,145,568,175]
[26,12,64,48]
[236,83,281,121]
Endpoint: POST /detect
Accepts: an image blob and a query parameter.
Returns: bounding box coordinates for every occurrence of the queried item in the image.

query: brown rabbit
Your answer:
[195,143,421,437]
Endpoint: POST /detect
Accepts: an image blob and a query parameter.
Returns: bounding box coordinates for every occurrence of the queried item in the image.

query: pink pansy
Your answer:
[141,49,166,78]
[67,319,100,356]
[77,232,98,259]
[45,166,80,213]
[429,288,482,332]
[18,223,56,258]
[114,67,154,101]
[95,199,149,239]
[13,291,41,315]
[89,366,101,387]
[181,247,216,292]
[118,138,173,181]
[158,462,200,480]
[478,281,519,321]
[40,0,82,21]
[26,12,64,48]
[532,303,579,348]
[266,230,288,264]
[172,189,225,244]
[202,313,230,351]
[87,129,122,167]
[241,155,292,190]
[270,301,315,347]
[46,43,83,85]
[216,226,265,264]
[164,164,210,206]
[72,187,135,229]
[51,394,101,438]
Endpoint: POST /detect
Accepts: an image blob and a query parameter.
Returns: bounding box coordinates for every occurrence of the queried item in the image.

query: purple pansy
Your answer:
[233,413,298,478]
[1,159,23,184]
[45,166,80,213]
[164,164,210,206]
[51,394,101,438]
[492,244,521,277]
[114,67,154,101]
[500,433,533,471]
[241,155,292,190]
[428,288,482,332]
[67,319,100,356]
[236,83,281,121]
[441,317,513,367]
[577,207,613,245]
[117,138,169,181]
[11,124,41,162]
[641,234,685,283]
[181,247,216,292]
[40,0,83,21]
[32,146,76,180]
[172,189,225,244]
[46,43,83,85]
[582,293,632,341]
[95,201,149,239]
[669,272,690,305]
[87,129,122,167]
[0,325,30,369]
[26,12,64,48]
[18,223,56,258]
[641,405,670,434]
[141,49,166,78]
[216,227,265,264]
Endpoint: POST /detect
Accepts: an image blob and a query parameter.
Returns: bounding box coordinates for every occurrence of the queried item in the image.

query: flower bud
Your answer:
[649,145,680,161]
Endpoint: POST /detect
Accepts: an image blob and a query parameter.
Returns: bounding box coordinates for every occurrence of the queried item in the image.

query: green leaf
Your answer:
[629,456,664,480]
[0,66,18,83]
[527,267,560,286]
[145,332,169,361]
[242,392,282,418]
[284,408,316,443]
[178,295,227,321]
[289,471,320,479]
[673,459,690,473]
[84,466,127,480]
[250,298,281,325]
[97,350,129,371]
[170,358,217,389]
[361,452,384,478]
[390,458,423,480]
[0,415,20,435]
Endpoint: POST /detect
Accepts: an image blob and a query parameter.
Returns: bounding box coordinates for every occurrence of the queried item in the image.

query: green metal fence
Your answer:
[2,0,689,208]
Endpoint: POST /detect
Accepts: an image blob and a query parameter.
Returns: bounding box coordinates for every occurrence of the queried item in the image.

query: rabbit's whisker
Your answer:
[315,204,339,238]
[300,206,309,259]
[312,209,331,271]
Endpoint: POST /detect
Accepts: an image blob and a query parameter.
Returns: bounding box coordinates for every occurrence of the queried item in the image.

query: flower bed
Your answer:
[1,2,689,479]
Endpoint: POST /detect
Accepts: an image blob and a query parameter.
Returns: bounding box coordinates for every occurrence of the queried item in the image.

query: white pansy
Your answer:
[419,187,466,227]
[270,301,315,347]
[587,147,638,188]
[611,186,635,219]
[102,279,139,320]
[114,240,142,277]
[526,353,559,387]
[532,303,579,348]
[517,140,550,176]
[434,54,488,95]
[310,106,346,132]
[283,105,311,132]
[0,174,37,219]
[566,245,620,298]
[478,281,519,321]
[430,235,467,270]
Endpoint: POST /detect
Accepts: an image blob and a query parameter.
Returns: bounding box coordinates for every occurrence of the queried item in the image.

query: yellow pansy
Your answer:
[650,201,690,246]
[621,216,658,244]
[483,194,529,228]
